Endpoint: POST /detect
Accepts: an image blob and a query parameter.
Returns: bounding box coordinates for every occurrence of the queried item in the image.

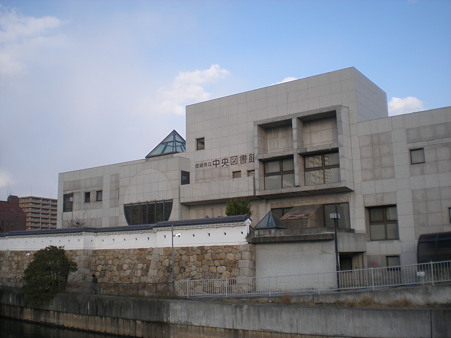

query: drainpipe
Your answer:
[332,205,341,289]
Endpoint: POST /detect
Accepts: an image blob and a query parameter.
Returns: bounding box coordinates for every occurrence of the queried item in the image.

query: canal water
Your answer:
[0,317,125,338]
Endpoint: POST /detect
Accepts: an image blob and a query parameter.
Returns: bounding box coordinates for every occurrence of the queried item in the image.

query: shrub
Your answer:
[22,246,77,306]
[225,198,252,216]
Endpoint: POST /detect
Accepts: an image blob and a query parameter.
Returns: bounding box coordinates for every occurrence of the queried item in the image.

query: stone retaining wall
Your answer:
[1,288,450,337]
[0,244,256,286]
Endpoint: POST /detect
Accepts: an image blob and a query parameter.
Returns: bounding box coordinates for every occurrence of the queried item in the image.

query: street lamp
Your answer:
[329,205,341,289]
[171,224,181,294]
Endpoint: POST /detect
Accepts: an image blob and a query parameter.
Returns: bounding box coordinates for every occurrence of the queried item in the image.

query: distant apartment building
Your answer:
[19,196,57,230]
[0,195,26,232]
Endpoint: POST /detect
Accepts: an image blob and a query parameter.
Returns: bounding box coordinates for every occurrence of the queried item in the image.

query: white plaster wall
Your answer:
[0,224,249,252]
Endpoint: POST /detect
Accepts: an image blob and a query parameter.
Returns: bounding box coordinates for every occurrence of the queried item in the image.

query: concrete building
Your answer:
[19,196,57,231]
[0,195,26,233]
[57,67,451,275]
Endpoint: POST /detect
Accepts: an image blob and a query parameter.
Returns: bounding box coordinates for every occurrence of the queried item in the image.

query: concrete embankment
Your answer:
[1,287,450,337]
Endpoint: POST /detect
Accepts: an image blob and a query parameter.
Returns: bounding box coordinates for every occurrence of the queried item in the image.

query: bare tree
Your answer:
[64,217,86,228]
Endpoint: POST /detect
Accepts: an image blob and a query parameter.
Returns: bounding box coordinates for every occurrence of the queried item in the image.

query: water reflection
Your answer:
[0,317,124,338]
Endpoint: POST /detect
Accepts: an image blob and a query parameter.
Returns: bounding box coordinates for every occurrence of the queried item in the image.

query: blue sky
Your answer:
[1,0,450,199]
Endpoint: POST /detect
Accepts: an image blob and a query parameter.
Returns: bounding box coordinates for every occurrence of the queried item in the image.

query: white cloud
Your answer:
[388,96,425,116]
[0,5,62,43]
[156,64,230,115]
[0,5,64,79]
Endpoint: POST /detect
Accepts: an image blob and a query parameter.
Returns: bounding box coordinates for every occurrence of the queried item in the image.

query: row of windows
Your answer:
[196,137,425,165]
[124,200,173,225]
[63,190,103,212]
[84,191,103,203]
[263,152,339,189]
[232,170,254,178]
[272,204,399,241]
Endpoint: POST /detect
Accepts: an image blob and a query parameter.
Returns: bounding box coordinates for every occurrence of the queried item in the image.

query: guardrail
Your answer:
[175,260,451,297]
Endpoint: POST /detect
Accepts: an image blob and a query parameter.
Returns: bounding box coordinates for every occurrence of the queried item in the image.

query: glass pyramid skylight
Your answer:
[255,211,286,229]
[145,130,186,158]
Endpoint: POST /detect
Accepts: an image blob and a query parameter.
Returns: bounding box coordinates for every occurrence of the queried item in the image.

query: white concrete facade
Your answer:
[56,67,451,269]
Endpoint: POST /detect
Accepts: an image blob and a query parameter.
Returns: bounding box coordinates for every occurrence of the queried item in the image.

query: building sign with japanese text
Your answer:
[195,153,255,169]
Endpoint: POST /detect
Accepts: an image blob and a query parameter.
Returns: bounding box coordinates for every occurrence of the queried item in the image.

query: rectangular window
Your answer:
[264,158,294,190]
[410,148,425,164]
[63,193,74,212]
[324,203,350,229]
[84,192,91,203]
[304,152,340,185]
[368,205,399,240]
[196,137,205,150]
[181,171,190,185]
[96,190,103,202]
[232,171,241,178]
[247,170,255,176]
[386,256,400,268]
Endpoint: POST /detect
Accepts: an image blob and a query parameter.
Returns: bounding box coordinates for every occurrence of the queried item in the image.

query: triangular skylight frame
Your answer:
[145,130,186,158]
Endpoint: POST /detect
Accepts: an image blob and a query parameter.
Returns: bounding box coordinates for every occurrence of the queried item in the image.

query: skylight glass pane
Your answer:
[146,130,186,158]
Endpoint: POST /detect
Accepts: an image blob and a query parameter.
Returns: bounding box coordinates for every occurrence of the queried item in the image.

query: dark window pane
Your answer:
[324,152,339,166]
[265,175,281,190]
[181,171,190,185]
[386,223,399,239]
[369,208,384,222]
[282,173,294,187]
[386,206,398,221]
[324,167,340,183]
[196,138,205,150]
[141,204,148,223]
[305,170,323,185]
[155,202,164,222]
[305,155,322,168]
[124,205,132,224]
[282,158,294,171]
[410,148,425,164]
[265,161,280,174]
[164,200,173,220]
[147,203,155,223]
[370,224,386,240]
[63,193,73,212]
[96,190,103,202]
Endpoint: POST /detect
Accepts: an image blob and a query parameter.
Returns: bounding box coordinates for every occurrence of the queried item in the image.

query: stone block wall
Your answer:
[0,244,256,288]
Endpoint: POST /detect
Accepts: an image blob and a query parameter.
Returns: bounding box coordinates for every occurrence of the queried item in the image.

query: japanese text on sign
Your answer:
[195,153,255,169]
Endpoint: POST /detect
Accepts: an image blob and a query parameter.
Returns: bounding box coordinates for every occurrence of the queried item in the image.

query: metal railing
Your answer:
[175,260,451,297]
[2,261,450,298]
